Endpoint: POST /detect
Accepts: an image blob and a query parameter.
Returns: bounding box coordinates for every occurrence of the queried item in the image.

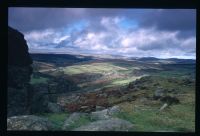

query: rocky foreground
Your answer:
[7,74,194,131]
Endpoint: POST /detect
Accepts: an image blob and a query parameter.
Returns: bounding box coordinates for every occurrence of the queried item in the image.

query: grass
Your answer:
[110,77,141,86]
[37,112,69,130]
[66,115,93,130]
[113,90,195,132]
[30,75,49,84]
[62,62,129,75]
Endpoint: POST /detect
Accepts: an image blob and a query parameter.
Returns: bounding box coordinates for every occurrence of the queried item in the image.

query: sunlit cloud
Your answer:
[9,8,196,59]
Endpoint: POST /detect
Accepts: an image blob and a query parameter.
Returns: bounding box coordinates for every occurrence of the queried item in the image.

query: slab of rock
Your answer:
[73,118,134,131]
[91,105,121,120]
[62,112,89,130]
[7,115,54,130]
[90,109,110,120]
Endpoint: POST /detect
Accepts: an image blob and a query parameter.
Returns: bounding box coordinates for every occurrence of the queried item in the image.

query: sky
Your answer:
[8,8,196,59]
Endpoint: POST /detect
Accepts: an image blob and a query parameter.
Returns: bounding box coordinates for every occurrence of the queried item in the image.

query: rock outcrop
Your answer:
[8,26,33,88]
[7,26,33,117]
[7,115,54,130]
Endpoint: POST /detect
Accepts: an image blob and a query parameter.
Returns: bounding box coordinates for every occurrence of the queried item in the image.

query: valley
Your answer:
[27,53,195,131]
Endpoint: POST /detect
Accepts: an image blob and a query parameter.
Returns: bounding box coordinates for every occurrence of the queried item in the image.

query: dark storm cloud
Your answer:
[8,8,122,32]
[138,9,196,37]
[9,8,86,32]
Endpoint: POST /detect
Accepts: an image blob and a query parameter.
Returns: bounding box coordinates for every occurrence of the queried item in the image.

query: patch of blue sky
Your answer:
[118,18,138,30]
[62,20,89,35]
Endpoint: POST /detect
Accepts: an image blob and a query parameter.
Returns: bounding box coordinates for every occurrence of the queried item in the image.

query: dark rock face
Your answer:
[8,26,32,66]
[7,26,33,117]
[8,26,33,88]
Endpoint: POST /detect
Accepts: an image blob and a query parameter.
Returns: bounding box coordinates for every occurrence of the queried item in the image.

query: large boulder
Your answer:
[7,115,54,130]
[73,118,134,131]
[7,26,33,116]
[8,26,33,88]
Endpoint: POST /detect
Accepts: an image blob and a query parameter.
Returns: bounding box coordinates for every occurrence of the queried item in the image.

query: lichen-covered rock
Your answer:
[7,115,54,130]
[73,118,134,131]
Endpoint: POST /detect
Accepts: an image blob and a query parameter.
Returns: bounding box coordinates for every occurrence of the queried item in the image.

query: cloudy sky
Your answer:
[9,8,196,59]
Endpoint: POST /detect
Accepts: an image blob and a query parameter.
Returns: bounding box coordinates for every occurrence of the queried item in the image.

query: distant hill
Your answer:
[137,57,159,61]
[30,53,196,66]
[30,53,93,66]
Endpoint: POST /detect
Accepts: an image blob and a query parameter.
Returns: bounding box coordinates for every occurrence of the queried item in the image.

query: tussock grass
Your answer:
[37,113,69,130]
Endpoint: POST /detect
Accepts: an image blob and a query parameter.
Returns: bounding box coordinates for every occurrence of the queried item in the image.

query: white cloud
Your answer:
[25,16,196,59]
[53,35,70,44]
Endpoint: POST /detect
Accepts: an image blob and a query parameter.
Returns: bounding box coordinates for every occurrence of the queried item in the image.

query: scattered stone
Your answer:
[95,106,106,111]
[98,93,108,98]
[167,78,178,83]
[80,106,93,113]
[7,115,54,130]
[167,88,178,94]
[139,97,148,103]
[181,78,194,86]
[73,118,134,131]
[159,103,169,111]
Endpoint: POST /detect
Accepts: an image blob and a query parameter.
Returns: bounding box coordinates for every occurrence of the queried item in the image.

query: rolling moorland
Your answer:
[25,53,195,131]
